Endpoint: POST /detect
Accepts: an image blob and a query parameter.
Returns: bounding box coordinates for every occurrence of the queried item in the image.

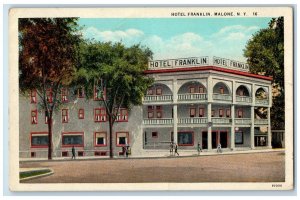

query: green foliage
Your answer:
[75,41,154,114]
[244,17,284,129]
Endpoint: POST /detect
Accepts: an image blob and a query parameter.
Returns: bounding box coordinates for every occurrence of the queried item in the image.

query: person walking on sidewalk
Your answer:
[71,146,76,159]
[217,143,222,153]
[174,143,179,156]
[197,142,202,155]
[170,142,174,156]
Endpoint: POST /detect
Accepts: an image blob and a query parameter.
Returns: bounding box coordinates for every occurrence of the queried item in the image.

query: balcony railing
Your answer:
[212,117,231,124]
[255,98,269,105]
[213,94,232,101]
[236,96,252,103]
[143,118,173,125]
[143,95,173,102]
[254,119,268,125]
[178,117,207,124]
[235,118,251,125]
[178,93,207,101]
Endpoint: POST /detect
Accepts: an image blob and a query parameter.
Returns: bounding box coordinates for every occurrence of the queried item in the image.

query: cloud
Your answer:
[81,25,260,62]
[82,27,145,45]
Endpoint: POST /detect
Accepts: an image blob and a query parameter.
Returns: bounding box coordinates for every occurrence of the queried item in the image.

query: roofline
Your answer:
[144,66,273,81]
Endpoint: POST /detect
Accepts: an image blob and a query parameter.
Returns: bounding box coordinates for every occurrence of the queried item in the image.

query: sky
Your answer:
[78,18,272,62]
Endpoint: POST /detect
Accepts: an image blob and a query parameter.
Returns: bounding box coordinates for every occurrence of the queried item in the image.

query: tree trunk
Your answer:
[109,116,113,158]
[47,117,53,160]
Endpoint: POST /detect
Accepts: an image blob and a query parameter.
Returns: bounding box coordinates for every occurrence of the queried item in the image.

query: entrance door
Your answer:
[219,131,228,148]
[212,131,217,149]
[202,131,208,149]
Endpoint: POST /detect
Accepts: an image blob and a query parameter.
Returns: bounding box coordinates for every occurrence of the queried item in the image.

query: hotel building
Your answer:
[19,56,273,158]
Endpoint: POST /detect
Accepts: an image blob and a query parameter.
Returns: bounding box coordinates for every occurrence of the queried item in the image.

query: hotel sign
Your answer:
[148,56,249,72]
[148,57,209,68]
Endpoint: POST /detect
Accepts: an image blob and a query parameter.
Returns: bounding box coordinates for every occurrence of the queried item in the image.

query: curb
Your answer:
[20,168,54,182]
[19,149,285,163]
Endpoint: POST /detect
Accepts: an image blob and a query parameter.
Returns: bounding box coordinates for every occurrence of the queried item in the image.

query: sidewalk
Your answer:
[19,148,285,162]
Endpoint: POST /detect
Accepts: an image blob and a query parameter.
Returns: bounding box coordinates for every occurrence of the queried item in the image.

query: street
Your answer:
[20,151,285,183]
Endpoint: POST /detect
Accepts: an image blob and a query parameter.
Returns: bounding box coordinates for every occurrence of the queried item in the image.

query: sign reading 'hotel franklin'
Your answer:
[148,57,209,68]
[148,56,249,72]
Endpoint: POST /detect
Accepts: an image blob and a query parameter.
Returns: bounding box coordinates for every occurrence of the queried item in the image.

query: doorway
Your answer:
[219,131,228,148]
[202,131,207,149]
[212,131,218,149]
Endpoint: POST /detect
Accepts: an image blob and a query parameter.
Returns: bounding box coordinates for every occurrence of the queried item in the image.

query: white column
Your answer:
[207,76,213,102]
[267,107,272,148]
[251,106,255,149]
[231,105,235,150]
[173,105,178,144]
[232,80,236,104]
[207,103,212,150]
[173,79,178,144]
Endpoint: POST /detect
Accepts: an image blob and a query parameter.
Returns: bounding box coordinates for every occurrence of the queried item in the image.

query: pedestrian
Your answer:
[217,143,222,153]
[126,145,130,158]
[170,142,174,156]
[197,142,202,155]
[71,146,76,159]
[174,143,179,156]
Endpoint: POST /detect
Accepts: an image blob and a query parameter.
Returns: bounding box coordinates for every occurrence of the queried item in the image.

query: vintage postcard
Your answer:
[9,7,294,191]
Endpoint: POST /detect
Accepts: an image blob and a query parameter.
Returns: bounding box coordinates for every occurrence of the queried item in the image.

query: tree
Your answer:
[244,17,284,130]
[19,18,82,159]
[75,41,154,158]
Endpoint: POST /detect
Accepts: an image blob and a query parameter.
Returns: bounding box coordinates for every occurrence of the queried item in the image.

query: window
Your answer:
[211,110,215,117]
[148,106,154,118]
[31,132,48,148]
[152,132,158,138]
[199,108,205,117]
[95,151,107,156]
[178,132,194,146]
[62,109,69,123]
[62,132,84,147]
[156,106,162,118]
[94,108,106,122]
[147,88,154,95]
[61,88,68,102]
[31,110,38,124]
[78,87,84,98]
[31,152,36,158]
[219,87,224,94]
[219,109,224,117]
[46,89,53,103]
[116,108,128,122]
[189,86,196,93]
[62,151,68,157]
[237,109,243,118]
[238,89,244,96]
[199,86,205,94]
[156,87,162,95]
[30,89,37,103]
[78,151,84,157]
[78,109,84,119]
[190,107,196,117]
[116,132,129,146]
[94,132,107,146]
[226,109,231,118]
[235,131,243,144]
[94,79,106,100]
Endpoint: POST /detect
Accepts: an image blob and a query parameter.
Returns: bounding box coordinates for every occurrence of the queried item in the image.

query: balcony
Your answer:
[143,118,173,125]
[213,94,232,101]
[254,119,268,125]
[178,93,207,101]
[143,95,173,102]
[235,118,251,125]
[178,117,207,124]
[236,96,252,103]
[212,117,231,124]
[255,98,269,106]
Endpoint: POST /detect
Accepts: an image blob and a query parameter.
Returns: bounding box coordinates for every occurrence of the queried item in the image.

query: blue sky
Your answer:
[79,18,272,62]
